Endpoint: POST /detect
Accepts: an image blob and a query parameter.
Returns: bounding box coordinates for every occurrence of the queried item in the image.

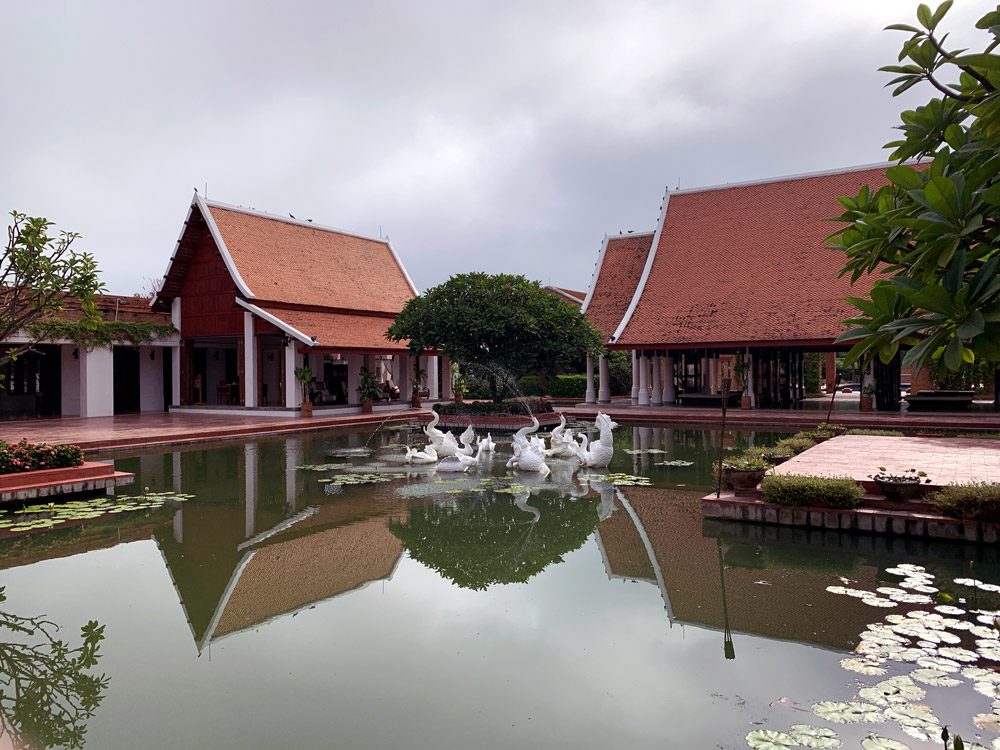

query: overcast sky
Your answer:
[2,1,989,296]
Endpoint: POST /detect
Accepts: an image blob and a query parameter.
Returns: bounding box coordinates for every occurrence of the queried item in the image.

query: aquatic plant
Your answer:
[0,492,194,533]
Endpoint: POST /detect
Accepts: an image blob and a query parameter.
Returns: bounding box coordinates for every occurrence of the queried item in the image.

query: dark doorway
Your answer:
[113,347,141,414]
[0,345,62,418]
[162,347,172,410]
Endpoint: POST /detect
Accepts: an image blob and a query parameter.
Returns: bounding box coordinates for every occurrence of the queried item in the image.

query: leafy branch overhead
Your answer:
[386,273,606,402]
[828,2,1000,372]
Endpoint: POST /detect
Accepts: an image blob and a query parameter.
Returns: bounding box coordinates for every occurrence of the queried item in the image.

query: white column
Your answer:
[426,355,439,399]
[662,356,675,404]
[638,352,650,406]
[79,347,114,417]
[631,351,640,404]
[243,312,257,408]
[170,298,181,407]
[284,340,298,408]
[650,353,663,406]
[139,346,164,412]
[585,355,596,404]
[244,443,258,538]
[441,356,453,400]
[285,438,301,510]
[598,355,611,404]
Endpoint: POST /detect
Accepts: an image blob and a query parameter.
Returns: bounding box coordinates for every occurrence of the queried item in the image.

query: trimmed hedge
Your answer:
[548,374,587,399]
[0,439,84,475]
[760,474,864,508]
[845,428,905,437]
[928,482,1000,520]
[517,376,544,397]
[433,397,554,417]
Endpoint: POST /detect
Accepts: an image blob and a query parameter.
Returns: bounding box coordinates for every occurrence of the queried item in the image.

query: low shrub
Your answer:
[742,445,794,466]
[517,376,544,397]
[845,428,905,437]
[956,432,1000,440]
[722,453,772,471]
[0,439,84,475]
[760,474,864,508]
[774,436,815,455]
[548,374,588,399]
[795,429,836,442]
[433,397,554,417]
[928,482,1000,520]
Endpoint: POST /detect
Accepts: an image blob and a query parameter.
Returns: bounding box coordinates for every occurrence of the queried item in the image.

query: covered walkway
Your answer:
[0,407,430,453]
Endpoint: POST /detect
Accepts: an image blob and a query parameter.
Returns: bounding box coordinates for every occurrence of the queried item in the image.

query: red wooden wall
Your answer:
[179,230,243,337]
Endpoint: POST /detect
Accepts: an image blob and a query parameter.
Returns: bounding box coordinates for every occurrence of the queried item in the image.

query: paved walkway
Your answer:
[0,409,428,453]
[565,402,1000,431]
[772,434,1000,486]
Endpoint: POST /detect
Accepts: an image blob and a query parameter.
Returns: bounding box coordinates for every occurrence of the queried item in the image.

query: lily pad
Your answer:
[745,729,798,749]
[788,724,841,748]
[812,701,884,724]
[861,737,910,750]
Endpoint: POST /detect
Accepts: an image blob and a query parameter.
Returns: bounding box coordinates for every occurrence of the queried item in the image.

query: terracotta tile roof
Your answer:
[544,286,587,305]
[206,202,415,314]
[251,303,409,352]
[582,233,654,338]
[41,293,170,325]
[614,166,894,348]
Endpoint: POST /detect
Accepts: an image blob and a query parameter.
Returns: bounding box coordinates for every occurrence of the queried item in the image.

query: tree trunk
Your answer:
[489,374,500,403]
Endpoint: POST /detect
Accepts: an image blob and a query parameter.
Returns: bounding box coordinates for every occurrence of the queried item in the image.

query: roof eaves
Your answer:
[611,190,670,344]
[236,298,315,347]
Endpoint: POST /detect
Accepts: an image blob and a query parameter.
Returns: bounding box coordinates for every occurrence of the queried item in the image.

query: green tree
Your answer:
[0,587,109,749]
[828,3,1000,376]
[389,492,601,590]
[2,212,104,368]
[386,273,605,402]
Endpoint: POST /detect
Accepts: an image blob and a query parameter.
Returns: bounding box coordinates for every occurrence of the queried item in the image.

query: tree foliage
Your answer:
[0,587,109,749]
[386,273,605,401]
[389,492,600,590]
[1,212,104,368]
[828,3,1000,373]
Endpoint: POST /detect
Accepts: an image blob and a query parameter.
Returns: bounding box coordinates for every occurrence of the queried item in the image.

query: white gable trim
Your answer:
[611,191,670,343]
[236,298,315,347]
[196,194,255,299]
[150,198,197,308]
[386,239,419,296]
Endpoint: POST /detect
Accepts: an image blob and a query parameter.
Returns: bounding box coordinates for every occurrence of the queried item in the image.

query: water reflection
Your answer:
[0,588,108,750]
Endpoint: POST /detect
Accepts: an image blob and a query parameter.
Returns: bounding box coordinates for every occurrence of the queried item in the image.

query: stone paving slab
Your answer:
[771,434,1000,486]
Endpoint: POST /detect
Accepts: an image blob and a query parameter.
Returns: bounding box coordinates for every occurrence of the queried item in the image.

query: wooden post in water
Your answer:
[715,376,731,499]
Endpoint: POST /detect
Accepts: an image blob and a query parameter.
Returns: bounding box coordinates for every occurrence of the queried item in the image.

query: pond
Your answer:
[0,421,998,749]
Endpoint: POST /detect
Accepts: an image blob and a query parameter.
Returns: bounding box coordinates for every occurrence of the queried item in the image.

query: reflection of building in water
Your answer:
[596,487,889,651]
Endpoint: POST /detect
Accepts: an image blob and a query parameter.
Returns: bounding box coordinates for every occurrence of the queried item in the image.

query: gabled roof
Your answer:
[239,300,409,352]
[154,193,416,314]
[612,164,894,348]
[544,286,587,306]
[581,232,654,338]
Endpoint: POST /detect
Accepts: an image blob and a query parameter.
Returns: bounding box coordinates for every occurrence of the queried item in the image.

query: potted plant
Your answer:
[734,352,752,409]
[451,362,466,404]
[860,384,876,412]
[723,453,771,495]
[869,466,931,500]
[357,366,382,414]
[294,365,313,418]
[411,362,426,408]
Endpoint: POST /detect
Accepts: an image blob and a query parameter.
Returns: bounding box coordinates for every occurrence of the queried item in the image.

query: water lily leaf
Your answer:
[973,713,1000,733]
[841,658,888,676]
[976,681,1000,699]
[812,701,884,724]
[788,724,841,748]
[909,668,961,687]
[745,729,798,749]
[884,702,938,727]
[861,736,910,750]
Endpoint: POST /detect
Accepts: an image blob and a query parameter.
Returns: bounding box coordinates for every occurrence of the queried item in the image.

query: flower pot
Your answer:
[740,395,752,410]
[875,479,924,501]
[860,394,874,412]
[361,400,374,414]
[300,401,313,418]
[725,467,767,496]
[454,393,464,404]
[411,393,422,408]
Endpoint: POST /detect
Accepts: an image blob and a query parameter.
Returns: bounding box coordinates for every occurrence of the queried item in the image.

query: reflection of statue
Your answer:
[390,492,600,590]
[0,587,109,749]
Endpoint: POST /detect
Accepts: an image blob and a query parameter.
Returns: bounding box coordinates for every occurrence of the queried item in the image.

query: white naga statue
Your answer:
[544,414,578,459]
[505,416,550,475]
[574,411,618,468]
[404,444,439,464]
[422,412,463,458]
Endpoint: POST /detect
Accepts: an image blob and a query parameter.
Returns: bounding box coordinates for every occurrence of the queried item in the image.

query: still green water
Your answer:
[0,422,998,749]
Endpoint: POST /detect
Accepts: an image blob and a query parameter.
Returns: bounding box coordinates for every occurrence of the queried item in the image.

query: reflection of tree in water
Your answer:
[0,587,109,750]
[390,492,601,590]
